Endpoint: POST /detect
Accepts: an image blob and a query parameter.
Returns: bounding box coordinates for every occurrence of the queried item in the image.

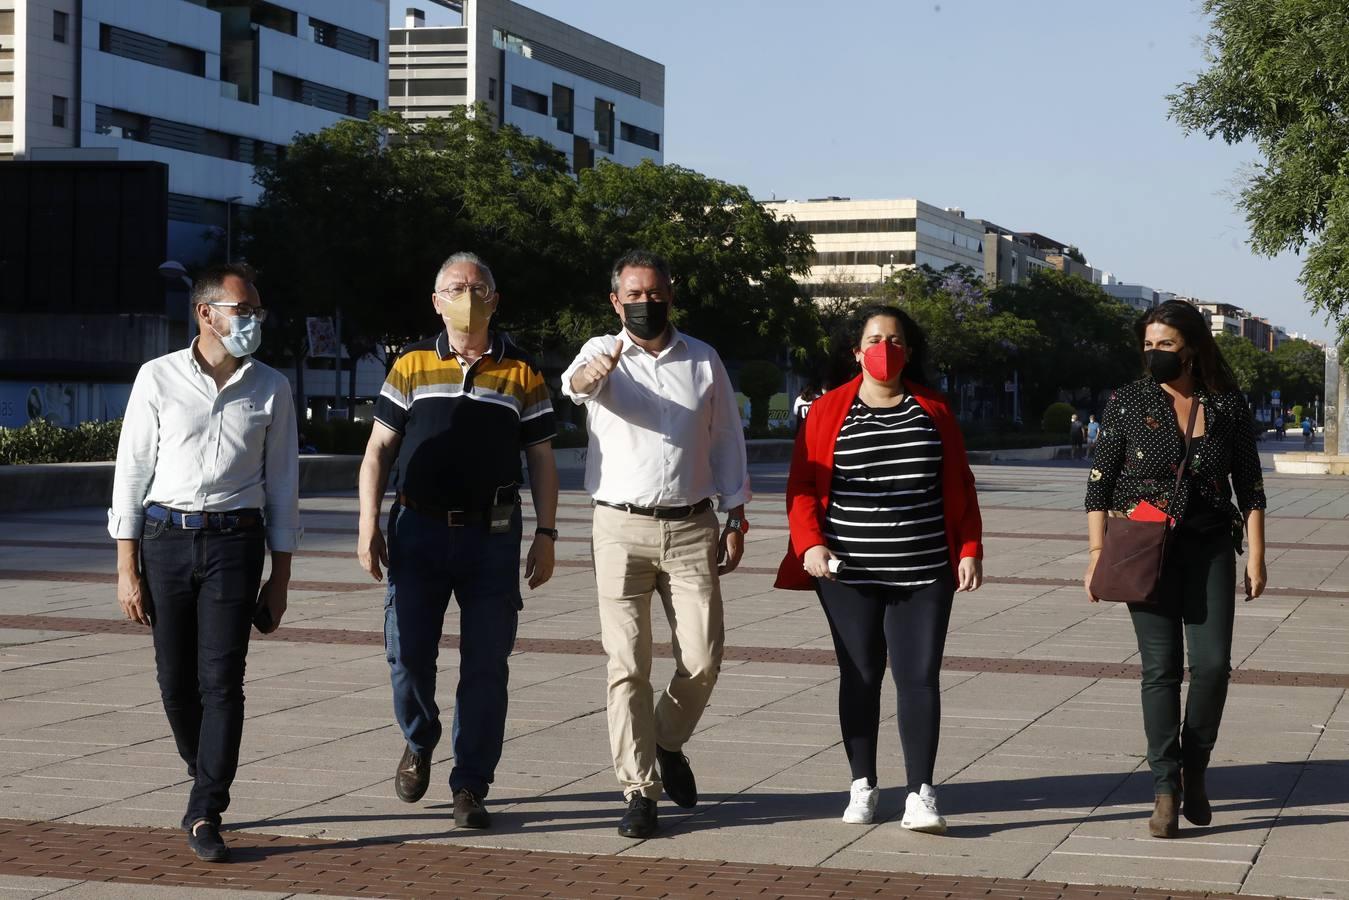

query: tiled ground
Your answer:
[1,446,1347,899]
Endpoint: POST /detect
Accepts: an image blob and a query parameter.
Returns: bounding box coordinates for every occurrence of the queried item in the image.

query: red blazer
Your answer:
[774,376,983,590]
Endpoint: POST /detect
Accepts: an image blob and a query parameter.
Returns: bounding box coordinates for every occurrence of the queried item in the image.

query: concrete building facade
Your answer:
[1100,282,1159,313]
[1,0,389,263]
[763,197,986,296]
[389,0,663,173]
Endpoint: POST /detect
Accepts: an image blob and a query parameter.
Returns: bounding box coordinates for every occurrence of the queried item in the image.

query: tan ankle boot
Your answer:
[1183,767,1211,826]
[1149,793,1179,838]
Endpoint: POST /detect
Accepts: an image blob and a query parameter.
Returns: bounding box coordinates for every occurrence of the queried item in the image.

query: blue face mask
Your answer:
[212,311,262,357]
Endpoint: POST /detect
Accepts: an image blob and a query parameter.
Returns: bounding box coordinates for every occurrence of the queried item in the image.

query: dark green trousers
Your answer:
[1127,529,1236,795]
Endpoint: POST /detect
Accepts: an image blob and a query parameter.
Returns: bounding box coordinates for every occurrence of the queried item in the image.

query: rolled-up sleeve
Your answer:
[107,366,159,539]
[708,352,750,510]
[262,379,302,552]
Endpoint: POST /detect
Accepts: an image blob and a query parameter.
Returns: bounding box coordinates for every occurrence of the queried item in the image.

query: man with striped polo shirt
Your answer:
[356,251,559,829]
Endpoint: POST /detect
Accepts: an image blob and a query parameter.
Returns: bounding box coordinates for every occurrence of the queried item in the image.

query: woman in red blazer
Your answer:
[775,304,983,833]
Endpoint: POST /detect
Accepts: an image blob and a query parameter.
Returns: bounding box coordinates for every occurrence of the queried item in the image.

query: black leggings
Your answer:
[816,572,954,793]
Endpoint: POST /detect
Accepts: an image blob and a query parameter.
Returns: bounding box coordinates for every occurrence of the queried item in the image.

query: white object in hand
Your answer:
[827,558,844,574]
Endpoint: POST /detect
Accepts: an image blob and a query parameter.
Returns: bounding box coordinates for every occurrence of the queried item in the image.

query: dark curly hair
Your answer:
[1135,300,1238,394]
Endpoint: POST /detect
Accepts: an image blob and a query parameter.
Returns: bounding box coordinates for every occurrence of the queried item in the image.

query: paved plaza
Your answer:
[1,445,1347,899]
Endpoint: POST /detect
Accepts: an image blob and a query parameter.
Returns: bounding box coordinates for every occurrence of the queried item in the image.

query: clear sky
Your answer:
[394,1,1329,341]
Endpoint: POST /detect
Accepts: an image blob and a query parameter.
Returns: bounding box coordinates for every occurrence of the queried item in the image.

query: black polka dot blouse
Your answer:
[1084,378,1266,542]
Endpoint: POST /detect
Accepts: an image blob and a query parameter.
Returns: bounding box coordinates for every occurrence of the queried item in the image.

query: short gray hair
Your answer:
[610,249,672,294]
[435,251,495,290]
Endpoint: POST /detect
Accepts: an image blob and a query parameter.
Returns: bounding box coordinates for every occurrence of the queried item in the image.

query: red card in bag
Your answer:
[1129,500,1172,524]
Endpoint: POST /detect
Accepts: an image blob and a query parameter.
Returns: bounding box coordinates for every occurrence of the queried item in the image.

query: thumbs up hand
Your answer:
[573,338,624,394]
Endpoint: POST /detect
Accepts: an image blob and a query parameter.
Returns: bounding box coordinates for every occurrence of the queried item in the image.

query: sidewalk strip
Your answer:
[0,817,1266,900]
[2,614,1344,688]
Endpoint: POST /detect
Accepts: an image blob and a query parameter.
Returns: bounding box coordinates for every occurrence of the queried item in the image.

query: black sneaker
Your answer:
[453,788,491,829]
[186,821,230,863]
[395,744,430,803]
[656,745,698,808]
[618,794,658,839]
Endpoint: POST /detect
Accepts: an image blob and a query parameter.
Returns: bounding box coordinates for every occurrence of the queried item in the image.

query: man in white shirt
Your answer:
[108,264,299,863]
[562,249,750,839]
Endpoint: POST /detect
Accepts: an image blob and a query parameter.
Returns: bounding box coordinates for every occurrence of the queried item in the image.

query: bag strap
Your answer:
[1171,398,1201,497]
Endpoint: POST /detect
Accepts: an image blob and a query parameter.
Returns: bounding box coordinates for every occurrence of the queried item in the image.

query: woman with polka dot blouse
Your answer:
[1084,300,1267,839]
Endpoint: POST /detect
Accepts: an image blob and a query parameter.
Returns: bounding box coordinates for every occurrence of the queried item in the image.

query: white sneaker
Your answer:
[901,783,947,833]
[841,777,878,824]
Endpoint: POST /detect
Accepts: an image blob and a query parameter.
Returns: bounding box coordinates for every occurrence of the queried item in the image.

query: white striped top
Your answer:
[824,396,949,587]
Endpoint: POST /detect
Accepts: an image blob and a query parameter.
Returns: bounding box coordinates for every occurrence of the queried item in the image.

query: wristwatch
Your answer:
[535,527,559,541]
[725,516,749,535]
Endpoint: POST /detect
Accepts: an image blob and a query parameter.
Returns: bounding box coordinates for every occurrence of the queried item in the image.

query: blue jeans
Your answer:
[383,503,521,798]
[139,516,265,830]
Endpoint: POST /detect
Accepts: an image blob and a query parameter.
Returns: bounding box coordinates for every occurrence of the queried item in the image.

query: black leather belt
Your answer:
[146,504,261,531]
[595,498,713,520]
[397,492,489,527]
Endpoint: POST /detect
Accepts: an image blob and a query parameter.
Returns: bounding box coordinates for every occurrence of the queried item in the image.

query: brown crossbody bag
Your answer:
[1089,400,1199,605]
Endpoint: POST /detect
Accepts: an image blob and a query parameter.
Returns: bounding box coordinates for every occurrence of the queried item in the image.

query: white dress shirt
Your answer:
[561,328,750,511]
[107,341,302,552]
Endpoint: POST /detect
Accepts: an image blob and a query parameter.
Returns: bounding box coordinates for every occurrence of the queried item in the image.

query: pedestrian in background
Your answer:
[1070,413,1087,460]
[1086,414,1101,458]
[109,264,299,862]
[1084,300,1266,839]
[775,304,983,834]
[356,251,559,830]
[562,249,750,839]
[792,384,820,432]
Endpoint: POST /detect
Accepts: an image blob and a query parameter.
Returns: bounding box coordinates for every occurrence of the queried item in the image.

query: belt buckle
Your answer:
[446,509,467,527]
[180,512,206,530]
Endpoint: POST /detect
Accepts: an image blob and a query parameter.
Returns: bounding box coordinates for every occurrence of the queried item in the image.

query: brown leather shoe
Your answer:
[1183,767,1212,826]
[1149,793,1179,838]
[394,744,430,803]
[453,788,491,828]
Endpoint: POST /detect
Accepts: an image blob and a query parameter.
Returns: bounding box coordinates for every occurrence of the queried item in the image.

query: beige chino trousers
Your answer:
[592,504,725,801]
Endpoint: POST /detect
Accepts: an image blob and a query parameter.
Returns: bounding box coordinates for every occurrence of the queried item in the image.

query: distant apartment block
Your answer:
[1100,282,1160,313]
[763,197,987,295]
[0,0,389,262]
[390,1,663,172]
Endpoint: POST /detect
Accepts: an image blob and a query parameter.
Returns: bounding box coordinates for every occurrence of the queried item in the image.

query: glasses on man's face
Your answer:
[436,283,493,300]
[208,302,269,323]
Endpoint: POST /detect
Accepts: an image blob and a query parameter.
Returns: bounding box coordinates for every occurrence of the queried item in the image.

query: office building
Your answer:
[1100,282,1159,312]
[979,224,1056,286]
[763,197,986,296]
[390,0,663,173]
[1,0,389,263]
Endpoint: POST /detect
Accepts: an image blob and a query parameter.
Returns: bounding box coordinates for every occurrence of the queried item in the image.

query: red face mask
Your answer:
[861,341,906,382]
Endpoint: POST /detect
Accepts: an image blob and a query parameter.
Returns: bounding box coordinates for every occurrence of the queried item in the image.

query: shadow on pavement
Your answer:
[231,759,1348,850]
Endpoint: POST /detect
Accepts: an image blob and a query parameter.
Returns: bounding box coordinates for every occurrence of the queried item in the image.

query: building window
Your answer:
[786,217,917,235]
[619,122,659,152]
[250,1,297,36]
[594,99,614,154]
[552,84,573,133]
[572,135,593,173]
[51,96,67,128]
[389,78,466,97]
[53,11,69,44]
[0,97,13,122]
[811,249,917,267]
[487,77,497,101]
[275,72,379,118]
[510,85,548,115]
[272,72,303,102]
[0,11,13,35]
[311,16,379,62]
[100,24,206,77]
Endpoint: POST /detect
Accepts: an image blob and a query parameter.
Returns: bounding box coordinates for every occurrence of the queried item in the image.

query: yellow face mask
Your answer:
[440,289,495,333]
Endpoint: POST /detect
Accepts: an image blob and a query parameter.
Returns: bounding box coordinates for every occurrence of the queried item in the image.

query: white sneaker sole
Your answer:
[901,816,947,834]
[841,809,875,825]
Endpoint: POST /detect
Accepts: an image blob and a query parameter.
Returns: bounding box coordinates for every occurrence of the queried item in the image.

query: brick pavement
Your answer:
[0,818,1272,899]
[1,458,1348,898]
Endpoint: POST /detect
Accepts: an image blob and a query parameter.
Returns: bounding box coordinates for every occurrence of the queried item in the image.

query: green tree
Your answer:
[1270,337,1326,407]
[990,269,1138,413]
[1215,332,1278,397]
[566,160,819,362]
[738,360,784,432]
[1169,0,1349,330]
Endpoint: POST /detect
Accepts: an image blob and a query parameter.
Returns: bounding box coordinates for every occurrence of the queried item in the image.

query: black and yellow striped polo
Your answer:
[374,330,556,510]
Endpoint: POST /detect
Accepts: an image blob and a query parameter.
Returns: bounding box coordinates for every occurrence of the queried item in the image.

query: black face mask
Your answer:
[623,301,670,341]
[1144,349,1185,384]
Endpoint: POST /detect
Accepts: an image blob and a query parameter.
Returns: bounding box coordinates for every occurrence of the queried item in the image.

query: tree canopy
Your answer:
[1169,0,1349,331]
[1270,337,1326,407]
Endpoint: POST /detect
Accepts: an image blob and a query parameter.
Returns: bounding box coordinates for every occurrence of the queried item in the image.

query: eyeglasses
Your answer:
[207,302,268,323]
[436,283,493,300]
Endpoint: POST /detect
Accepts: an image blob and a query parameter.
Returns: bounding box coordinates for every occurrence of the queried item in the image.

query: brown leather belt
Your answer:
[594,498,713,520]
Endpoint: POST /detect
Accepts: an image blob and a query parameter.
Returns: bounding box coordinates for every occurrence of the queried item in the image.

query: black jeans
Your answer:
[1128,528,1236,795]
[816,571,955,793]
[140,516,265,830]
